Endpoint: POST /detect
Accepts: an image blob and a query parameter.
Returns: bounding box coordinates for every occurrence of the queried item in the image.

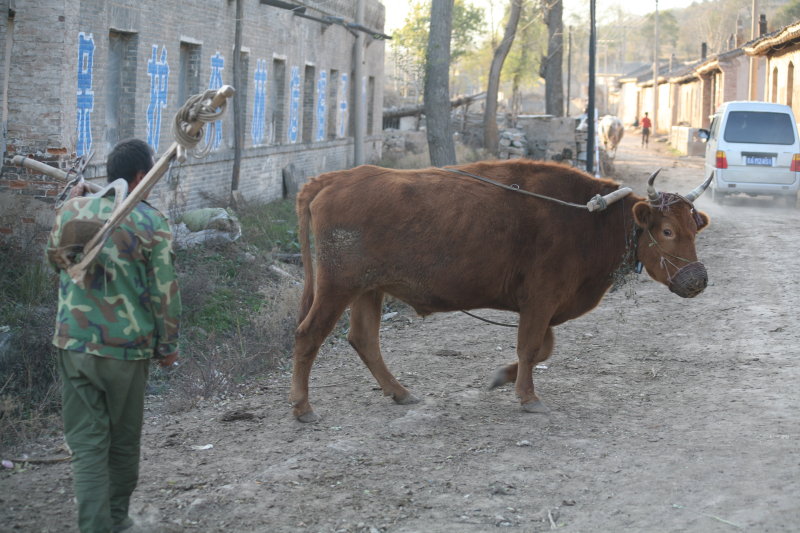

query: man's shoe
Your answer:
[112,517,134,532]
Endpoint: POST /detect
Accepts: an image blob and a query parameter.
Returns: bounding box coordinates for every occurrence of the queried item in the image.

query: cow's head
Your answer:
[632,170,712,298]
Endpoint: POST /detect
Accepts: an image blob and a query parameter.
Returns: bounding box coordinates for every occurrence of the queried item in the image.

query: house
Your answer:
[744,21,800,122]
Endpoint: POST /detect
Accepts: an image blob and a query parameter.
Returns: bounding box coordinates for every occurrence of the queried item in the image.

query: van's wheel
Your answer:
[783,194,797,208]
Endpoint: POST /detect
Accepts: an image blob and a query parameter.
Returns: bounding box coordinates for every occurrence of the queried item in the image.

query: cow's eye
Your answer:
[663,228,674,237]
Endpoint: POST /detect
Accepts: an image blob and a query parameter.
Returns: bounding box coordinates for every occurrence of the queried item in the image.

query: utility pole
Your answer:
[353,0,365,165]
[749,0,759,100]
[587,0,596,175]
[230,0,243,199]
[652,0,659,134]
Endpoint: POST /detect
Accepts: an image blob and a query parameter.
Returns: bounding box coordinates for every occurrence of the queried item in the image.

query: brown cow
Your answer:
[289,160,711,422]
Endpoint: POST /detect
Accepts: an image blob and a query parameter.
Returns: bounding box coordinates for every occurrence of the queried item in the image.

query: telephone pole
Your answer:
[652,0,659,133]
[587,0,597,175]
[749,0,759,99]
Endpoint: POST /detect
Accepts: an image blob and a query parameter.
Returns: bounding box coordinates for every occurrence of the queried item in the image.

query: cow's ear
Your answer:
[632,201,652,228]
[695,210,710,232]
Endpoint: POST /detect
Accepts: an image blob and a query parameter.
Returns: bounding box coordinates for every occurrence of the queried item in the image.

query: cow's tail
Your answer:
[296,177,324,325]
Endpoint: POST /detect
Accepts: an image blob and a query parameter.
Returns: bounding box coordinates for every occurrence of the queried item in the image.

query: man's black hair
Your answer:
[106,138,154,184]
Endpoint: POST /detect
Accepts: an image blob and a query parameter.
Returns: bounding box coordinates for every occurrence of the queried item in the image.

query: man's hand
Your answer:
[158,352,179,368]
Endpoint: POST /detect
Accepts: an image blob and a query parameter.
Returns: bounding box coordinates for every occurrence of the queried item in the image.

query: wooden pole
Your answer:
[587,0,596,175]
[749,0,759,100]
[652,0,659,133]
[353,0,366,165]
[10,155,102,193]
[231,0,244,198]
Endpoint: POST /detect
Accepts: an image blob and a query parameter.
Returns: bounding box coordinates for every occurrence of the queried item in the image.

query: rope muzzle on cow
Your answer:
[645,228,708,298]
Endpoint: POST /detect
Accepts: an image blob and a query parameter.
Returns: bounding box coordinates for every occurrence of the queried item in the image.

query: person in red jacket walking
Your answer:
[641,112,652,147]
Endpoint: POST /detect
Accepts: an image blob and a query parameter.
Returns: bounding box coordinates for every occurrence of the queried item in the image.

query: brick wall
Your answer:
[1,0,385,246]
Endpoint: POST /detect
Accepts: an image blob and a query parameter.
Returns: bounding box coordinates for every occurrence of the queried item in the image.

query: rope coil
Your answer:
[172,89,228,158]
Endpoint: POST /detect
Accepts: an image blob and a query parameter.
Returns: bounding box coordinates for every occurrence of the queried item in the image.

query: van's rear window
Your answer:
[723,111,796,145]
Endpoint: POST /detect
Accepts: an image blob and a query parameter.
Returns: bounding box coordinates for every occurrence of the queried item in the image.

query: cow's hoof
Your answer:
[489,367,509,389]
[521,400,550,414]
[393,392,420,405]
[296,410,321,423]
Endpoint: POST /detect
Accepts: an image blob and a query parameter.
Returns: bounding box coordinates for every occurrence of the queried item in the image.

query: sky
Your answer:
[383,0,705,33]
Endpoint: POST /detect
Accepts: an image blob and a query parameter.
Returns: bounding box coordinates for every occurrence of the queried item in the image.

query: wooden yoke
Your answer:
[68,84,236,287]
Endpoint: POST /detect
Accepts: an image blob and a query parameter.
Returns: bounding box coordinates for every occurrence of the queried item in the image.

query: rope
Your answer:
[441,168,591,210]
[171,89,228,158]
[460,310,518,328]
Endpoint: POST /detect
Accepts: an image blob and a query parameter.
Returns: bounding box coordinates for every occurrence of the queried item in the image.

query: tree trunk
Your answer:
[483,0,523,154]
[511,73,522,122]
[543,0,564,116]
[424,0,456,167]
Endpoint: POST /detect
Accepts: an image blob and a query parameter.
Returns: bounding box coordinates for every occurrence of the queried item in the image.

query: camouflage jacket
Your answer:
[46,195,181,360]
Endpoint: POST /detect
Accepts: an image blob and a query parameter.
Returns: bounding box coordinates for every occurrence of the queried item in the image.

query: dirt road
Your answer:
[3,132,799,532]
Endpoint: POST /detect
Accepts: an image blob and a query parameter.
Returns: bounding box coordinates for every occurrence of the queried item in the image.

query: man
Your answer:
[641,112,652,147]
[46,138,181,533]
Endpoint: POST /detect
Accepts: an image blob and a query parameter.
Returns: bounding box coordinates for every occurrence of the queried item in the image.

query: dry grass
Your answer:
[0,199,304,450]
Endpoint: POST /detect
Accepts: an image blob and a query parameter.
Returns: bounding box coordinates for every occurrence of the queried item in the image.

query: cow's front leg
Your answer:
[514,320,554,414]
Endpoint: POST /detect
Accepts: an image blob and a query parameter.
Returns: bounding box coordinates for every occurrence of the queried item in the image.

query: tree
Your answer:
[425,0,457,166]
[541,0,564,116]
[392,0,485,103]
[483,0,523,153]
[394,0,485,64]
[641,10,679,52]
[777,0,800,21]
[504,8,545,119]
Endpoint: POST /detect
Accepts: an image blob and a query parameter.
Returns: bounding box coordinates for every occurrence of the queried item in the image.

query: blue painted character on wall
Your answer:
[206,52,225,150]
[76,33,95,157]
[338,73,349,139]
[316,71,327,142]
[252,59,268,146]
[288,66,300,144]
[146,45,170,152]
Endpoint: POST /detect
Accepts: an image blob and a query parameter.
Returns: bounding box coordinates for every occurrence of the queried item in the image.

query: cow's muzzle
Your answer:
[668,261,708,298]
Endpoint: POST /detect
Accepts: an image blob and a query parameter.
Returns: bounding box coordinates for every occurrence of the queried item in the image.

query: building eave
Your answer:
[744,20,800,56]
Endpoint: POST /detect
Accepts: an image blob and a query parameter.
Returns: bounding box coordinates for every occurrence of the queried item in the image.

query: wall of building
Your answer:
[618,82,639,126]
[0,0,385,245]
[656,82,671,134]
[720,54,749,103]
[765,43,800,122]
[673,80,702,127]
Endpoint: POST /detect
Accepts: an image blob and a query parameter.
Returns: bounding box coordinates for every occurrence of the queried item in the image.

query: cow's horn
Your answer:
[684,173,714,203]
[647,169,662,202]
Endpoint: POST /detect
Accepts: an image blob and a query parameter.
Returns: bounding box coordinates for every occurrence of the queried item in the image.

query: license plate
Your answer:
[745,156,773,166]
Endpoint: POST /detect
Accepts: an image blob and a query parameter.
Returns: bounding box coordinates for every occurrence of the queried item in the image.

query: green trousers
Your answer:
[58,349,149,533]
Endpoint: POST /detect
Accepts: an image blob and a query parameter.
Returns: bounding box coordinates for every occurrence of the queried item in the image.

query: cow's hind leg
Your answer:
[290,295,351,423]
[348,290,419,406]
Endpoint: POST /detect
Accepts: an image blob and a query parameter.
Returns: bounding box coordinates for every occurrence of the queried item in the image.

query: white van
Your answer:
[698,101,800,206]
